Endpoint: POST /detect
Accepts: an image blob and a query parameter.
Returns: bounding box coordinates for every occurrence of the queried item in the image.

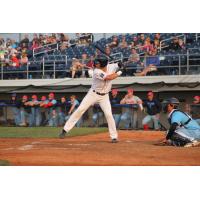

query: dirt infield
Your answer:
[0,130,200,166]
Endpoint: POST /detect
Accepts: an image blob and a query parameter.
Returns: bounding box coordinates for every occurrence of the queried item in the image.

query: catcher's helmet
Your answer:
[94,55,108,68]
[162,97,180,113]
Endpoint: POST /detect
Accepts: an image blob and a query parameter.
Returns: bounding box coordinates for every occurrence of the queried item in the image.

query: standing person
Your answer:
[119,89,143,129]
[19,95,32,126]
[58,96,68,126]
[44,93,58,127]
[29,95,41,126]
[142,91,162,130]
[39,96,49,126]
[65,95,82,127]
[59,55,123,143]
[10,93,21,126]
[110,89,121,128]
[160,98,200,147]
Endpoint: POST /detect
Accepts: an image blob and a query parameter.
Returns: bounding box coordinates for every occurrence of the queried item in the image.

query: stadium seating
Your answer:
[1,33,200,79]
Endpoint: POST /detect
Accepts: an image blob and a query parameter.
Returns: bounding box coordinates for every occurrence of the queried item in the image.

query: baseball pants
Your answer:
[170,127,200,146]
[63,89,118,139]
[142,114,160,130]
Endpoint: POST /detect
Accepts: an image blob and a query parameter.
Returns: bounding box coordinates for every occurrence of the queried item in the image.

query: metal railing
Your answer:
[33,42,59,57]
[1,52,200,80]
[159,34,186,51]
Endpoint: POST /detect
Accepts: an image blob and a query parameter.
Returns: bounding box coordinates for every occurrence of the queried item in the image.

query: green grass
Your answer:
[0,127,108,138]
[0,160,11,166]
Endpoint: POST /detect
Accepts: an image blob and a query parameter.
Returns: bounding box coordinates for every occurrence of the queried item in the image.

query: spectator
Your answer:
[108,35,119,48]
[32,33,39,42]
[125,48,141,75]
[119,35,128,49]
[131,36,139,48]
[11,40,18,49]
[20,34,29,49]
[19,95,32,126]
[134,49,159,76]
[86,55,94,68]
[11,54,20,68]
[142,38,153,53]
[70,58,84,78]
[80,53,88,77]
[65,95,82,127]
[154,33,162,43]
[39,34,45,45]
[31,40,40,50]
[169,37,179,50]
[60,42,68,52]
[138,34,145,45]
[110,89,121,128]
[119,88,143,129]
[10,47,18,56]
[86,55,94,78]
[58,96,68,126]
[142,91,162,130]
[153,39,160,50]
[105,46,111,57]
[21,53,28,66]
[10,93,21,126]
[0,47,5,61]
[178,39,186,50]
[95,49,101,57]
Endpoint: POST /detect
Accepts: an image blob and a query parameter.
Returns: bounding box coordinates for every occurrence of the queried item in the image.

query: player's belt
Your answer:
[93,90,107,96]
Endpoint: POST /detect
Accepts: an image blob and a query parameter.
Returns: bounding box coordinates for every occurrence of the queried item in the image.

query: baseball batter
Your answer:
[59,55,123,142]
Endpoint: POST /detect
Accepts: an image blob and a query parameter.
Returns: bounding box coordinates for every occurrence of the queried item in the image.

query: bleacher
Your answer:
[1,33,200,79]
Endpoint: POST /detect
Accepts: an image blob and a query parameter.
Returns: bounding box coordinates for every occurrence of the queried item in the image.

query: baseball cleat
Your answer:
[184,140,200,148]
[59,129,67,139]
[111,138,118,143]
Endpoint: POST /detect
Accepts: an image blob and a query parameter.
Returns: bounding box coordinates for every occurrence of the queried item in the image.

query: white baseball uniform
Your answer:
[63,63,119,139]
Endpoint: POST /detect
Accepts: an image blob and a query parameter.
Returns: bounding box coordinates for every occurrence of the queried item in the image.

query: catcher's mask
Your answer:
[162,97,180,113]
[94,56,108,68]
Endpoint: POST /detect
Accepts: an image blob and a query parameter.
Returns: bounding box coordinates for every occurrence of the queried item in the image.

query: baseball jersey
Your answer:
[168,109,200,130]
[91,63,119,94]
[121,95,143,112]
[69,99,80,113]
[143,99,161,115]
[110,96,121,114]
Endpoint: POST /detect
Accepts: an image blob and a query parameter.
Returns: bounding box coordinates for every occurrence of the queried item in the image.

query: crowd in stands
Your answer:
[0,33,199,79]
[0,33,93,68]
[8,90,200,129]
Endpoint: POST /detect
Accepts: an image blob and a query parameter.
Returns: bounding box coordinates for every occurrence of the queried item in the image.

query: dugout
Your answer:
[0,75,200,129]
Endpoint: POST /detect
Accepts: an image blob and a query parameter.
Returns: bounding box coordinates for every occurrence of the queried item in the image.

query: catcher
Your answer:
[157,97,200,147]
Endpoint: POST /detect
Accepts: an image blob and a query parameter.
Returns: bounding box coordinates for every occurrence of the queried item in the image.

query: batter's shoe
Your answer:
[111,138,118,143]
[59,129,67,139]
[184,140,200,148]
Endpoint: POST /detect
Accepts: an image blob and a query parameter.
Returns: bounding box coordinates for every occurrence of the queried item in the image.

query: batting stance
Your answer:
[161,97,200,147]
[59,55,123,142]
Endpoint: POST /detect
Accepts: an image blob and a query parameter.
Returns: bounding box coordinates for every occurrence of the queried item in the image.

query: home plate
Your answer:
[18,145,33,151]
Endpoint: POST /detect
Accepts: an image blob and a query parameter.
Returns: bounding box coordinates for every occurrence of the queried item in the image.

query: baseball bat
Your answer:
[93,42,114,60]
[93,42,125,69]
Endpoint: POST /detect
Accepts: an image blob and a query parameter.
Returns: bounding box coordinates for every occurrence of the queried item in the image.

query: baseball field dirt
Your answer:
[0,130,200,166]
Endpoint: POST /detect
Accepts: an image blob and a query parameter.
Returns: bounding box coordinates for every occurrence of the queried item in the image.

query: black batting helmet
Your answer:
[94,55,108,68]
[162,97,180,113]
